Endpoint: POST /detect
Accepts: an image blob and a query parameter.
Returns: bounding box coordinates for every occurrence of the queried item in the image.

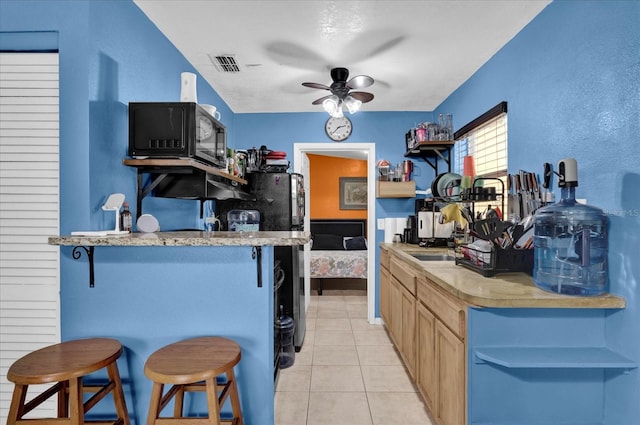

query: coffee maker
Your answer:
[404,215,420,244]
[415,199,454,246]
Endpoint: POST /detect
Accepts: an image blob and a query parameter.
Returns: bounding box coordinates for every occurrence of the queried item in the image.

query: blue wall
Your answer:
[2,0,639,423]
[436,2,640,422]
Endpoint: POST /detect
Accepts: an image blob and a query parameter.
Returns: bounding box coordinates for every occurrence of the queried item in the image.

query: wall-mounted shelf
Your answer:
[404,140,455,175]
[123,158,251,218]
[376,181,416,198]
[474,346,637,369]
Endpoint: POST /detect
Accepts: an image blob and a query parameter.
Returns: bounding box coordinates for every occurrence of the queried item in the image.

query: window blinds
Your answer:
[454,111,508,218]
[0,52,60,421]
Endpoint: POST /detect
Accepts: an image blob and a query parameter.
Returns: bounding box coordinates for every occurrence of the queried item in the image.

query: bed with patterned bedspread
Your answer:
[310,219,367,295]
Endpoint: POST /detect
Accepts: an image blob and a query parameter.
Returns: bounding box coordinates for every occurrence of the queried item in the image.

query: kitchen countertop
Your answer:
[382,243,625,309]
[49,231,310,247]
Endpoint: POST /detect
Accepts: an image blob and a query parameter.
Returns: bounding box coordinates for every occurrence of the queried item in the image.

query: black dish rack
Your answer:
[455,217,534,277]
[455,244,534,277]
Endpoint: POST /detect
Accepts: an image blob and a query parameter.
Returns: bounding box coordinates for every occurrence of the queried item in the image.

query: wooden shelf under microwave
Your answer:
[123,158,247,185]
[376,180,416,198]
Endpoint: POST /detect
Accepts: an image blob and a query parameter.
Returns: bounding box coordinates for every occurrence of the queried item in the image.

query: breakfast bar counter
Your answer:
[49,230,309,247]
[48,231,310,425]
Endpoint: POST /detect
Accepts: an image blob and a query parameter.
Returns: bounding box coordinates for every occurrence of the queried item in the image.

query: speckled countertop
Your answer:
[49,231,310,247]
[382,243,625,309]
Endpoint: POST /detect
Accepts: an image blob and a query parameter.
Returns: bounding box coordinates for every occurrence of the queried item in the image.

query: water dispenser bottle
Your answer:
[533,158,608,295]
[276,306,295,368]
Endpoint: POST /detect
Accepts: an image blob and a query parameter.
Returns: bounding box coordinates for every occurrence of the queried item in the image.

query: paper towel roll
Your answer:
[395,217,407,235]
[384,217,408,243]
[384,218,396,243]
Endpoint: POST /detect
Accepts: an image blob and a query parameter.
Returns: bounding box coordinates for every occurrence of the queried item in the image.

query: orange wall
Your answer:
[308,154,367,219]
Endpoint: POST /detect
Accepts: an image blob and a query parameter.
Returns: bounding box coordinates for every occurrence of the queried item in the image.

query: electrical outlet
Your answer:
[377,218,385,230]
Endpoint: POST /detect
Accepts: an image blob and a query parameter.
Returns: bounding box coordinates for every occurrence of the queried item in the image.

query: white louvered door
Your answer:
[0,52,60,422]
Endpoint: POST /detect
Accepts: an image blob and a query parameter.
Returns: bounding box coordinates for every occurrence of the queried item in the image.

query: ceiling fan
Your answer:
[302,67,374,116]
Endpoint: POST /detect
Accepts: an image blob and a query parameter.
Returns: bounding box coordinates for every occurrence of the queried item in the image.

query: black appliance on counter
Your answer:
[128,102,227,169]
[218,172,306,352]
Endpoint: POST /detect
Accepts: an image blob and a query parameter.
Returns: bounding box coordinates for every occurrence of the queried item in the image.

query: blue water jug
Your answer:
[533,159,608,296]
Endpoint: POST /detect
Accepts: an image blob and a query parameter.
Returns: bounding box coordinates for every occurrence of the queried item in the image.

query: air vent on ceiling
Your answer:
[210,55,240,73]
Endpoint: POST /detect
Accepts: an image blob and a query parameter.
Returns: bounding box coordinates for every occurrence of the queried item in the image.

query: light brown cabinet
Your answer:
[389,277,403,349]
[379,248,467,425]
[416,275,467,425]
[380,266,391,325]
[401,284,417,377]
[435,320,465,425]
[417,302,436,412]
[388,257,418,378]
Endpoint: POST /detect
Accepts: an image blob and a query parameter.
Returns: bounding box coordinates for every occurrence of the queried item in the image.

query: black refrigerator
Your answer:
[218,172,306,351]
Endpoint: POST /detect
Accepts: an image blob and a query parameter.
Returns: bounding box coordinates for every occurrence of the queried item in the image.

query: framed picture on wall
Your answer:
[339,177,367,210]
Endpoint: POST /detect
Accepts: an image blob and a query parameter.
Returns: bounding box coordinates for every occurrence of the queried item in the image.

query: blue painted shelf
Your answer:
[473,346,637,369]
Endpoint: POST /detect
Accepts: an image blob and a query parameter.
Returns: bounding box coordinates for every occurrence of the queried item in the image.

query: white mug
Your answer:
[200,104,221,120]
[180,72,197,103]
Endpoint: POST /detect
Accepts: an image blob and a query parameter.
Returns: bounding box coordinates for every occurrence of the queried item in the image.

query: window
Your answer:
[453,102,508,220]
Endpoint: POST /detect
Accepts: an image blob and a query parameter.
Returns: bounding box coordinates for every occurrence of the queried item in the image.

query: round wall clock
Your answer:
[325,116,352,142]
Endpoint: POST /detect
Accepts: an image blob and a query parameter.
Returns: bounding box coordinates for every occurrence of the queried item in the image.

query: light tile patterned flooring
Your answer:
[275,290,433,425]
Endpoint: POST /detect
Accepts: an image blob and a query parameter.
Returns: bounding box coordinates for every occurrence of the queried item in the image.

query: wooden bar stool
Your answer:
[6,338,130,425]
[144,336,243,425]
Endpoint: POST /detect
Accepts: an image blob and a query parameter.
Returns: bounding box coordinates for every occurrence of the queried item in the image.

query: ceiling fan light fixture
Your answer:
[322,96,343,118]
[344,95,362,114]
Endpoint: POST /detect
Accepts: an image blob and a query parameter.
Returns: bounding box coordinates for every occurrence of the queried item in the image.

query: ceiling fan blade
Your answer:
[302,82,331,90]
[349,91,374,103]
[346,75,374,90]
[311,94,334,105]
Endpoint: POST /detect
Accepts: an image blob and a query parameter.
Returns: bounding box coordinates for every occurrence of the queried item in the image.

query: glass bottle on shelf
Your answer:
[445,113,453,140]
[438,114,446,140]
[121,202,133,233]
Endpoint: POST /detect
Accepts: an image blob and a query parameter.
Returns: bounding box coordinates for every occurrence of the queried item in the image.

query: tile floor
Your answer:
[275,290,433,425]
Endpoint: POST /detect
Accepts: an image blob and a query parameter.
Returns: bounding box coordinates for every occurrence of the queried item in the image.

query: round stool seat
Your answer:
[144,336,241,384]
[144,336,243,425]
[8,338,123,385]
[6,338,129,425]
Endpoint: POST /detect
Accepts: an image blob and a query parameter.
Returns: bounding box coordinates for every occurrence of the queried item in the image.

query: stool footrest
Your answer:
[148,419,238,425]
[20,383,64,416]
[83,381,116,414]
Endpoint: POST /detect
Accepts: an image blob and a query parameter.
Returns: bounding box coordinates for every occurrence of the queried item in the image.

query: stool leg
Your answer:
[226,370,243,425]
[58,380,69,418]
[68,377,83,425]
[204,377,221,425]
[7,383,28,425]
[106,361,130,425]
[173,385,185,417]
[147,383,163,425]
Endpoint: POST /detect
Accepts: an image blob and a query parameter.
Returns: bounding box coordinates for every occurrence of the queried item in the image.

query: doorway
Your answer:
[293,143,377,324]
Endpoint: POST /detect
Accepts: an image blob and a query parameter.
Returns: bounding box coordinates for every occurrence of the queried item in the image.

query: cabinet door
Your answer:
[417,302,436,413]
[401,285,416,378]
[389,278,403,349]
[380,266,390,326]
[436,320,465,425]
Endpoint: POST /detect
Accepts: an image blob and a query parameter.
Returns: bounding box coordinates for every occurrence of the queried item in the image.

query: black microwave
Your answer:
[128,102,227,168]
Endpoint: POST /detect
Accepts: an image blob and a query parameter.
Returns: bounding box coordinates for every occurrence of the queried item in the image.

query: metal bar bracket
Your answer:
[252,246,262,288]
[72,246,95,288]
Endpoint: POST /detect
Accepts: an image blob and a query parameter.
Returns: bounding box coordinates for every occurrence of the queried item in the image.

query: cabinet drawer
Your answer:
[381,248,390,270]
[417,276,466,339]
[390,257,416,295]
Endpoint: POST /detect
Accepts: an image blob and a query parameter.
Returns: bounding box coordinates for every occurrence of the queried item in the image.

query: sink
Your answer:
[410,253,455,261]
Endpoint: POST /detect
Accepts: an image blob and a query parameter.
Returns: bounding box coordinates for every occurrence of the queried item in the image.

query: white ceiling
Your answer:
[133,0,551,114]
